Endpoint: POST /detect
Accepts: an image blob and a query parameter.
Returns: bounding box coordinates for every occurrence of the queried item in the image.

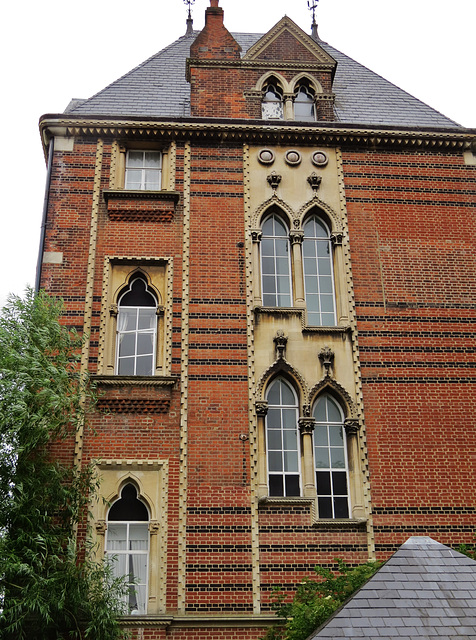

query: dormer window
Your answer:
[294,84,316,122]
[262,83,284,120]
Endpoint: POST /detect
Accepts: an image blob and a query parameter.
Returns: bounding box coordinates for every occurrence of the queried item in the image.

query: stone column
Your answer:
[251,230,262,306]
[290,230,305,307]
[299,416,316,497]
[344,418,364,518]
[256,401,269,498]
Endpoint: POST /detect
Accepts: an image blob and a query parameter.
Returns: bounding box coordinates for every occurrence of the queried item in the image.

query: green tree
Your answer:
[0,289,126,639]
[263,559,381,640]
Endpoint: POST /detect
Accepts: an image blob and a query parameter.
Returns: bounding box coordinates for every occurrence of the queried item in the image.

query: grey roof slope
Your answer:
[66,30,460,128]
[308,537,476,640]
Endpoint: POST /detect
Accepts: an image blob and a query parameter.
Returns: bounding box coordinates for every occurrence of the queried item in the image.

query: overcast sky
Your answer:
[1,0,474,309]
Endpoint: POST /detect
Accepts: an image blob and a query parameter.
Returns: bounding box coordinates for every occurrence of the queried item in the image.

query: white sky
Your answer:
[1,0,474,309]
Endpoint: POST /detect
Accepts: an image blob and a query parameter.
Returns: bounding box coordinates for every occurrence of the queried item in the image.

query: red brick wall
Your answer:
[343,148,476,556]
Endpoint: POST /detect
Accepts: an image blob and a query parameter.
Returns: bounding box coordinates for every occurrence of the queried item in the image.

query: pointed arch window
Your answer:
[116,277,158,376]
[303,216,336,326]
[261,214,292,307]
[262,82,284,120]
[266,378,301,497]
[313,395,350,518]
[106,483,150,614]
[294,84,316,122]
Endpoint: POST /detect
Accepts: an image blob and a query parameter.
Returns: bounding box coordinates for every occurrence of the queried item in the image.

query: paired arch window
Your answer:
[264,380,350,517]
[116,277,158,376]
[259,212,336,326]
[105,483,150,614]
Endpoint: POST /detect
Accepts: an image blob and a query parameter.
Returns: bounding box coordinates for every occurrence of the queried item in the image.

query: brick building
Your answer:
[37,1,476,638]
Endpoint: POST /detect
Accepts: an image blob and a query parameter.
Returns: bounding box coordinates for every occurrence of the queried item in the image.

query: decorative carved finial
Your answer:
[308,0,320,40]
[318,346,334,376]
[184,0,195,35]
[274,330,288,359]
[307,172,322,192]
[267,172,282,192]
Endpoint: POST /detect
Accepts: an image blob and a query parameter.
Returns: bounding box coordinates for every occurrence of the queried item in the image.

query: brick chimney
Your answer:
[190,0,241,60]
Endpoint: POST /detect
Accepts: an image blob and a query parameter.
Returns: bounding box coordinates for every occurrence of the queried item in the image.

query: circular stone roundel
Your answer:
[285,150,302,166]
[258,149,275,165]
[311,151,329,167]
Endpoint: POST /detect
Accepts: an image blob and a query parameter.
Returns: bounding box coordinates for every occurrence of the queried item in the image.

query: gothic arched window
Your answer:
[262,82,284,120]
[261,214,292,307]
[266,378,301,497]
[303,216,336,326]
[294,84,316,121]
[313,395,350,518]
[106,483,150,614]
[116,277,158,376]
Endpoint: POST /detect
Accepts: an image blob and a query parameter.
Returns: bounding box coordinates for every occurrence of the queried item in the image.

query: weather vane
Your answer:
[307,0,320,39]
[184,0,195,20]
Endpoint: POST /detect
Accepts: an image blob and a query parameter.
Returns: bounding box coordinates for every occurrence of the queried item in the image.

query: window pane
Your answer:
[268,451,283,472]
[303,256,317,273]
[138,308,156,330]
[144,152,161,168]
[329,425,344,446]
[280,382,295,406]
[285,475,300,497]
[283,430,297,450]
[327,399,342,423]
[284,451,298,472]
[137,332,154,356]
[119,308,138,332]
[314,426,328,446]
[315,447,329,469]
[282,409,296,429]
[267,430,282,450]
[144,169,160,189]
[332,472,348,495]
[269,475,284,496]
[129,524,149,550]
[127,152,143,167]
[266,407,281,427]
[334,497,349,519]
[262,276,276,294]
[107,523,127,550]
[316,471,331,494]
[136,355,154,376]
[304,276,319,295]
[330,448,346,469]
[318,497,333,518]
[118,357,135,376]
[109,553,127,578]
[118,333,136,358]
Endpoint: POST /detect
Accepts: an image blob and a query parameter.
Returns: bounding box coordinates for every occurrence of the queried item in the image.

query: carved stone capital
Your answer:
[255,400,269,417]
[331,231,343,246]
[299,417,316,435]
[267,172,282,191]
[149,520,160,535]
[274,330,288,359]
[318,346,334,376]
[109,303,118,317]
[344,419,360,436]
[251,229,262,243]
[307,172,322,192]
[289,230,304,245]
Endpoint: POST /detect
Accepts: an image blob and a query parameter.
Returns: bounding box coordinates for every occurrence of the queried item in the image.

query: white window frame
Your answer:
[261,214,293,307]
[313,394,350,518]
[125,150,162,191]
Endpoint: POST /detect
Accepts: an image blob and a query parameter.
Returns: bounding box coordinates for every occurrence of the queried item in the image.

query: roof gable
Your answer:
[243,16,335,67]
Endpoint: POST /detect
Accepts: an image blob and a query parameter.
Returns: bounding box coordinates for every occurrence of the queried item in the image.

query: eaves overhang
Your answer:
[39,114,476,160]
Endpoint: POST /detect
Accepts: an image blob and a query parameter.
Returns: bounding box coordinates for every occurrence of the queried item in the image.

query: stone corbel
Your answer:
[251,229,262,243]
[109,303,118,317]
[96,520,107,535]
[289,230,304,245]
[318,346,334,376]
[149,520,160,535]
[307,172,322,193]
[156,305,165,317]
[330,231,343,246]
[267,172,282,192]
[274,330,288,359]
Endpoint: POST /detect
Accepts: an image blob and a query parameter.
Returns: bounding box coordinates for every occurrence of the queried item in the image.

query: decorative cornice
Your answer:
[313,518,367,527]
[94,375,177,387]
[40,118,476,156]
[103,189,180,203]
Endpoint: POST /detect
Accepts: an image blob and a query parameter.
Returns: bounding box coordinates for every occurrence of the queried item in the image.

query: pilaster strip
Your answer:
[109,139,119,188]
[244,143,262,614]
[335,147,375,561]
[169,141,177,190]
[74,139,103,468]
[97,256,111,372]
[177,141,192,612]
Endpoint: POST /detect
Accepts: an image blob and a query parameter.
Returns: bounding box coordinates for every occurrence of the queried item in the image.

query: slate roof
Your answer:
[66,30,460,129]
[308,537,476,639]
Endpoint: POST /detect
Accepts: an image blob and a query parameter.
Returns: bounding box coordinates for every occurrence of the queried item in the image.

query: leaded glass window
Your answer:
[116,277,157,376]
[303,216,336,326]
[125,151,162,190]
[313,395,350,518]
[106,483,149,615]
[261,215,292,307]
[266,378,301,497]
